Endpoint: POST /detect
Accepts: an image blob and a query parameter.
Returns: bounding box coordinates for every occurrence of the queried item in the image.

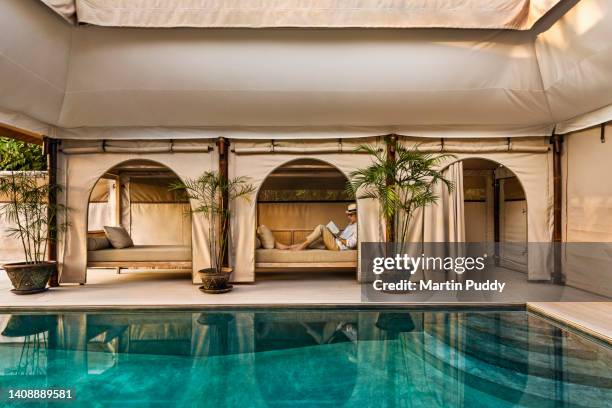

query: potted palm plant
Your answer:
[347,140,454,244]
[172,171,254,293]
[0,171,66,294]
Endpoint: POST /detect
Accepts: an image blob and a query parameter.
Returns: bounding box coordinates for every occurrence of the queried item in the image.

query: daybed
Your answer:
[255,248,357,269]
[87,245,192,269]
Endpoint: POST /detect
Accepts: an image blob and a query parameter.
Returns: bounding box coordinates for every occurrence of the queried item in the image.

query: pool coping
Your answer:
[0,302,524,312]
[2,302,609,347]
[527,303,612,346]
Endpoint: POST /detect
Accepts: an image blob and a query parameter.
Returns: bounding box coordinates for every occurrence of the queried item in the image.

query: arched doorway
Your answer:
[254,158,358,279]
[86,159,192,278]
[461,158,527,272]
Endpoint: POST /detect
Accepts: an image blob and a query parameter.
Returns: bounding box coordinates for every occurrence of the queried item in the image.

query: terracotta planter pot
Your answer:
[3,261,56,295]
[198,267,233,293]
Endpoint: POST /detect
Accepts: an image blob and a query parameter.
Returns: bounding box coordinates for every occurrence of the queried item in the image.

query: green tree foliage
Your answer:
[0,138,46,171]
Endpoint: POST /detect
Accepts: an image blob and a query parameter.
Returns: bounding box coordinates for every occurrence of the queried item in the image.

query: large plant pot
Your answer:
[3,261,56,295]
[198,267,233,294]
[1,315,57,337]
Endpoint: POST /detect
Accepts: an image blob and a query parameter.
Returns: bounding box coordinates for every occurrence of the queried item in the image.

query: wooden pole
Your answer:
[45,137,60,287]
[385,134,397,243]
[217,137,230,267]
[551,134,564,284]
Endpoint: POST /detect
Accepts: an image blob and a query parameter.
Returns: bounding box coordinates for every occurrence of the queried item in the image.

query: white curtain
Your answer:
[119,175,131,233]
[408,161,465,243]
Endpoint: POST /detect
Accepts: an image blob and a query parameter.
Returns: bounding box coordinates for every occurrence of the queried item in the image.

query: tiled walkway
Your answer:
[0,268,609,342]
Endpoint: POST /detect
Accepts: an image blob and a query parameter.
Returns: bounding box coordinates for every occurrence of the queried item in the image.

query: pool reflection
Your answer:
[0,310,610,407]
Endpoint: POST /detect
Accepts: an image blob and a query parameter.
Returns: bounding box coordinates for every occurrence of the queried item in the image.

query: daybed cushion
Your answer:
[257,225,275,249]
[104,226,134,249]
[88,245,191,262]
[87,236,111,251]
[256,249,357,263]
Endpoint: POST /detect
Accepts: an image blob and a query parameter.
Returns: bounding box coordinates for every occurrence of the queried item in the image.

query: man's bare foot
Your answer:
[275,242,291,250]
[290,242,308,251]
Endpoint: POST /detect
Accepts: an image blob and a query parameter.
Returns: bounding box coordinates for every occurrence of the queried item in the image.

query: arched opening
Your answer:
[86,159,192,279]
[461,158,527,272]
[254,158,358,279]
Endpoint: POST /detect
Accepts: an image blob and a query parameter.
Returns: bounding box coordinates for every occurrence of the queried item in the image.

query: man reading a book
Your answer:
[276,203,357,251]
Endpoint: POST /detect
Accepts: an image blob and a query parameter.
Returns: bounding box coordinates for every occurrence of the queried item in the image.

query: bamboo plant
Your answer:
[171,171,255,272]
[0,171,66,263]
[347,142,454,243]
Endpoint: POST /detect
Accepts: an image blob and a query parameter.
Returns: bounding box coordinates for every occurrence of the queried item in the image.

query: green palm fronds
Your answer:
[0,172,67,263]
[347,142,454,243]
[171,171,255,272]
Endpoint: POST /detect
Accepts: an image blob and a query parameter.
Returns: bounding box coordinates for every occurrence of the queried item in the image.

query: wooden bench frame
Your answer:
[88,261,192,269]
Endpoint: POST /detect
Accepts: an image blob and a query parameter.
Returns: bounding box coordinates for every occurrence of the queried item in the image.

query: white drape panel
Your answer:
[87,202,111,231]
[407,161,465,243]
[119,175,131,233]
[229,141,383,282]
[42,0,560,30]
[57,149,217,284]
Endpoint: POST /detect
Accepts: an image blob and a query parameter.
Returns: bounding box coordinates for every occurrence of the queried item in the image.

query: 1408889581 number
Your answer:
[7,389,74,400]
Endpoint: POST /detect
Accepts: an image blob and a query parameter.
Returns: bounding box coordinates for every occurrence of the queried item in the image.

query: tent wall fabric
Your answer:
[400,137,553,280]
[229,139,384,282]
[40,0,562,30]
[121,176,191,246]
[57,142,217,284]
[86,175,192,246]
[561,124,612,296]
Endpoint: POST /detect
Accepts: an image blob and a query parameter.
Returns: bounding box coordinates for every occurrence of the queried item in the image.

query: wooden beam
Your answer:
[217,137,230,267]
[385,134,397,243]
[0,123,44,145]
[46,137,60,287]
[551,134,564,284]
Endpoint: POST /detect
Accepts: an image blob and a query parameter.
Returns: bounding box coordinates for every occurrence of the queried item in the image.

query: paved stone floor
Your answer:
[0,268,609,342]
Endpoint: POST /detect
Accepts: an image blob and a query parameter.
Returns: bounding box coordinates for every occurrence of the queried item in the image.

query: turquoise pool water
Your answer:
[0,309,610,407]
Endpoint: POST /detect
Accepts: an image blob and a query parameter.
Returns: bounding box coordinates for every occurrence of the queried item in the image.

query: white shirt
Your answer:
[336,222,357,250]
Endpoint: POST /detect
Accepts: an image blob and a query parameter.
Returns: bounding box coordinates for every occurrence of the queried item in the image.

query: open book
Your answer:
[326,221,340,237]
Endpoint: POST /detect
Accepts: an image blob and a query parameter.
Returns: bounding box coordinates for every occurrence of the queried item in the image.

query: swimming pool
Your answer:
[0,309,610,407]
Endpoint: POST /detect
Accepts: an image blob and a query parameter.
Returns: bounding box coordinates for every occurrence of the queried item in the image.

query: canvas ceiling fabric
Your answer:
[41,0,561,30]
[2,0,612,136]
[229,139,384,282]
[57,148,217,284]
[535,0,612,127]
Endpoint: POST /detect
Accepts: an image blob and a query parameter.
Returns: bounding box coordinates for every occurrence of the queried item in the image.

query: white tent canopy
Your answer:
[0,0,611,137]
[41,0,562,30]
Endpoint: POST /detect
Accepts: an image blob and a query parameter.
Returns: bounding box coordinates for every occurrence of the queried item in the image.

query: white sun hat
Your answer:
[346,203,357,214]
